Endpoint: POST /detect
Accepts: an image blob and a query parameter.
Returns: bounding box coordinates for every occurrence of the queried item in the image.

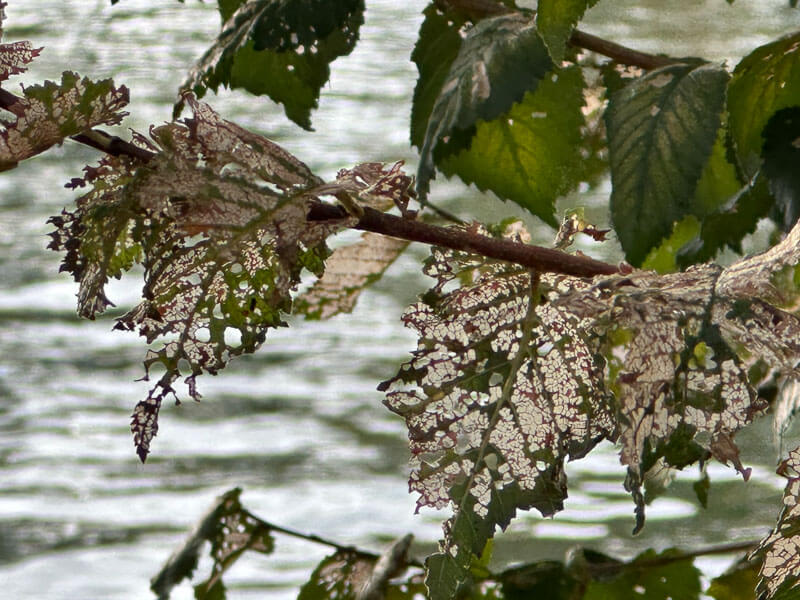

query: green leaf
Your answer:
[727,30,800,176]
[178,0,365,130]
[536,0,599,63]
[438,65,586,226]
[583,549,702,600]
[416,11,553,200]
[410,3,466,150]
[605,61,730,265]
[500,561,580,600]
[762,107,800,231]
[707,559,760,600]
[642,216,701,274]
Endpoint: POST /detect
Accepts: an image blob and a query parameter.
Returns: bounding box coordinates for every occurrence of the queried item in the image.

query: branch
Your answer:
[569,29,676,70]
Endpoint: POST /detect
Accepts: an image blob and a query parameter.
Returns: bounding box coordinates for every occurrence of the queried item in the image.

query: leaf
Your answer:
[536,0,599,63]
[178,0,365,130]
[150,488,274,600]
[605,61,730,265]
[385,219,800,582]
[582,549,702,600]
[0,1,41,82]
[762,107,800,232]
[381,222,616,599]
[727,30,800,176]
[707,558,760,600]
[438,65,585,226]
[752,446,800,600]
[0,71,129,171]
[50,94,352,461]
[295,232,409,319]
[298,550,377,600]
[410,4,466,150]
[416,11,553,200]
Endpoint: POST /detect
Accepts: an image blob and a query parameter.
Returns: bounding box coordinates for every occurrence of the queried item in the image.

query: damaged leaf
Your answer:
[0,71,129,171]
[384,219,800,594]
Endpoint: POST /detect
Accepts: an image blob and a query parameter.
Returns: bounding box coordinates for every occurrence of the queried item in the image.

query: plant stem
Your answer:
[569,29,676,70]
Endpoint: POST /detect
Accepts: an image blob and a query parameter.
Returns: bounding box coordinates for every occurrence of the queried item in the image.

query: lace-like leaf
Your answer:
[605,62,729,265]
[298,550,376,600]
[150,488,274,600]
[295,232,409,320]
[0,71,129,170]
[0,2,41,81]
[178,0,364,130]
[381,223,616,599]
[416,11,553,200]
[752,447,800,599]
[50,94,350,461]
[385,220,800,597]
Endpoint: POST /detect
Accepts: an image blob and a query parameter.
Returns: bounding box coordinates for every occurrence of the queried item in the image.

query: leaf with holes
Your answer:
[177,0,364,130]
[50,94,353,461]
[384,218,800,596]
[0,71,129,171]
[605,61,729,265]
[380,222,616,599]
[752,447,800,600]
[0,1,41,81]
[416,10,553,200]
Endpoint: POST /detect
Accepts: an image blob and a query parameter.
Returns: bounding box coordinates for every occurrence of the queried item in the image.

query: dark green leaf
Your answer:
[583,549,702,600]
[727,31,800,176]
[605,61,729,265]
[707,558,759,600]
[692,470,710,508]
[536,0,599,63]
[417,11,553,199]
[500,561,580,600]
[410,3,466,150]
[762,107,800,231]
[178,0,365,130]
[438,65,586,226]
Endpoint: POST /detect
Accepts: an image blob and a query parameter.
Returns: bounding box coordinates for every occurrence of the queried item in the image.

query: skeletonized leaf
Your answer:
[605,61,729,265]
[752,447,800,599]
[385,219,800,595]
[177,0,364,130]
[295,232,409,320]
[298,551,376,600]
[50,94,348,461]
[416,11,553,200]
[0,71,129,170]
[727,31,800,176]
[381,222,616,599]
[151,488,274,600]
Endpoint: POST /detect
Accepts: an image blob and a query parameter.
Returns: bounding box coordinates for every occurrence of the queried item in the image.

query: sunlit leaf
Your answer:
[0,71,129,171]
[416,11,552,200]
[178,0,365,130]
[438,65,585,226]
[752,446,800,599]
[727,30,800,176]
[605,61,729,265]
[536,0,599,63]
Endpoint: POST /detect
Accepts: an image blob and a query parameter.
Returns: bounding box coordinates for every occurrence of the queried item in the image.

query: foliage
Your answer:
[6,0,800,598]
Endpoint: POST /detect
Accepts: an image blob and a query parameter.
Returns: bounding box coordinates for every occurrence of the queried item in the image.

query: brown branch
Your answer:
[569,29,676,70]
[0,85,620,278]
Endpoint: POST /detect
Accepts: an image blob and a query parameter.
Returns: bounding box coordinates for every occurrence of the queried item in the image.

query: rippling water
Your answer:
[1,1,799,598]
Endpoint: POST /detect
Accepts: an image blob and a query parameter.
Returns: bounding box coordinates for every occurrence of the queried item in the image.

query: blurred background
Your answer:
[1,0,799,597]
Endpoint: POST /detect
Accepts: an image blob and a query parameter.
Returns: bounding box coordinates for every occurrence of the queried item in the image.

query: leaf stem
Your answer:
[569,29,676,71]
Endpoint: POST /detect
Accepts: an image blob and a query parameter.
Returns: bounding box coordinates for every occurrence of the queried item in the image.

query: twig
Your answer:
[569,29,676,70]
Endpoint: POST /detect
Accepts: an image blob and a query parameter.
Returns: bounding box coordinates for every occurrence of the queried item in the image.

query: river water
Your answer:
[1,1,799,598]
